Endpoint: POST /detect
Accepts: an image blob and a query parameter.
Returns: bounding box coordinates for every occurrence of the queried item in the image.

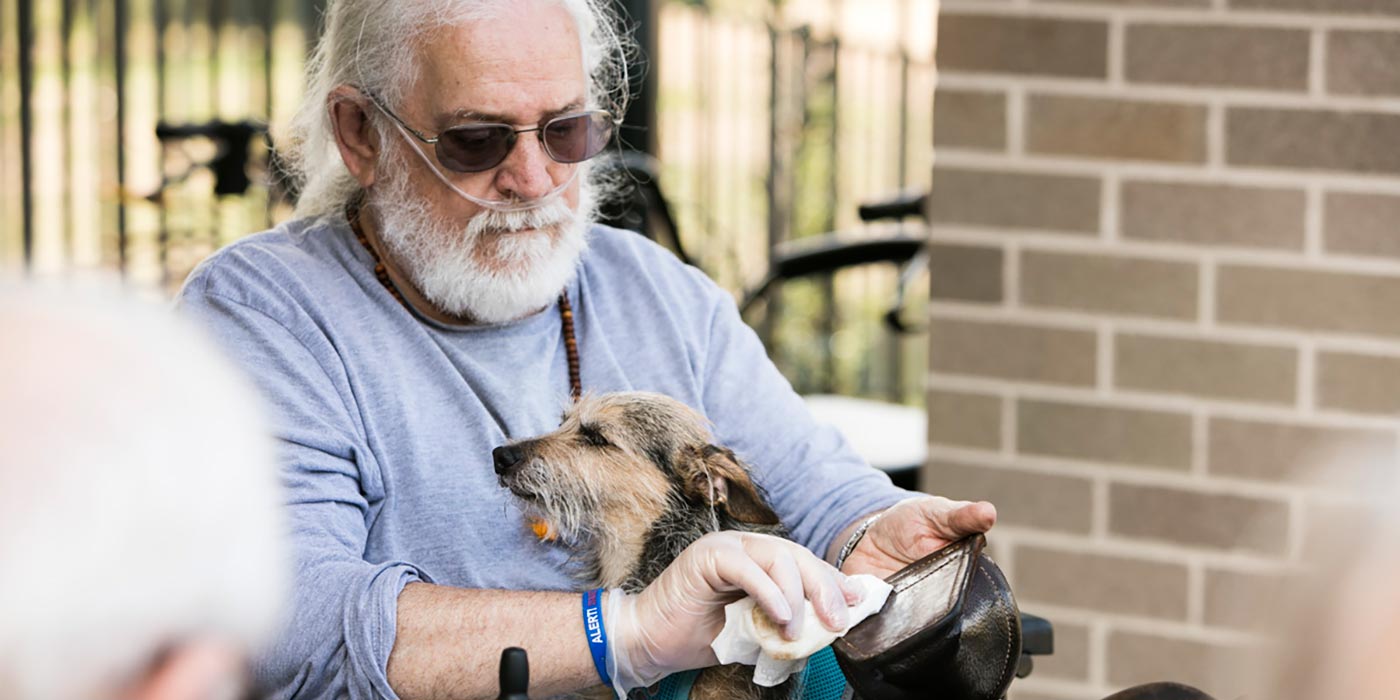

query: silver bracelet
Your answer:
[835,512,884,570]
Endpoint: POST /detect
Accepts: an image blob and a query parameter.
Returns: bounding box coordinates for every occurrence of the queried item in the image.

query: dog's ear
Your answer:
[677,444,781,526]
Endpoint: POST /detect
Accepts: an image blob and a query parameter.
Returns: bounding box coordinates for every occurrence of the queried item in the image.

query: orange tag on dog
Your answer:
[530,518,555,541]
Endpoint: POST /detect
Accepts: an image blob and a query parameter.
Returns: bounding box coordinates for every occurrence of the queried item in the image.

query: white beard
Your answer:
[369,148,592,325]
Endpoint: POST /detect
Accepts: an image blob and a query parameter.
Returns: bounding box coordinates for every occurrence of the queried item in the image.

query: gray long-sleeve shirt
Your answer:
[177,216,908,699]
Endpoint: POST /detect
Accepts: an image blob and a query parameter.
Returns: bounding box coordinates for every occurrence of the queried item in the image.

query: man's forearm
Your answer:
[386,582,602,700]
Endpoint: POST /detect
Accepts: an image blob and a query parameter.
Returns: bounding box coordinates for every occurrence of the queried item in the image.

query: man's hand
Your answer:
[839,496,998,578]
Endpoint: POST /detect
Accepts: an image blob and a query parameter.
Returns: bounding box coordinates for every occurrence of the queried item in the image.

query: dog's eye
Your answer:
[579,424,611,448]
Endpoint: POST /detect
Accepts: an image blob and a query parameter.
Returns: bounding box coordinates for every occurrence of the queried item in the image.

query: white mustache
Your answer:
[467,199,575,236]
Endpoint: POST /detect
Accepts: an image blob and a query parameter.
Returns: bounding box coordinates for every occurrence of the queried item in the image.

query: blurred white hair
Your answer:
[0,283,286,700]
[282,0,634,220]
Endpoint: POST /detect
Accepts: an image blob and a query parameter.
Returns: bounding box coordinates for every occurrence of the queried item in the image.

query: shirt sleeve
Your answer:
[694,280,911,558]
[179,287,423,700]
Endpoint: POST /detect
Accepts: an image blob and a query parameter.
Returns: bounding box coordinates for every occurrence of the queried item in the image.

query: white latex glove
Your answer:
[603,531,860,695]
[711,574,892,686]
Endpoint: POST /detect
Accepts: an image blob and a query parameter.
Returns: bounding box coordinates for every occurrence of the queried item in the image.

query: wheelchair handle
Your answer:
[497,647,529,700]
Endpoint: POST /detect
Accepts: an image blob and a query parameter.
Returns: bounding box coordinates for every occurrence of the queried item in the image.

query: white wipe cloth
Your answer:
[710,574,893,686]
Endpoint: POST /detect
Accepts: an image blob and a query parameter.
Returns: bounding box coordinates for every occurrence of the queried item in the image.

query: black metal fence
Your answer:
[654,2,935,401]
[2,0,321,286]
[2,0,935,402]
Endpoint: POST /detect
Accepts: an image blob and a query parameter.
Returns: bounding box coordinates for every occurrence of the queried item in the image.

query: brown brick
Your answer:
[1324,191,1400,260]
[1204,568,1291,631]
[1115,334,1298,404]
[1109,483,1290,554]
[1021,250,1198,320]
[1028,95,1208,163]
[1108,630,1260,697]
[922,461,1093,533]
[929,243,1003,303]
[1318,351,1400,415]
[1126,24,1309,91]
[929,319,1098,386]
[1234,0,1400,17]
[929,167,1102,233]
[984,537,1013,566]
[1015,545,1190,619]
[1122,180,1306,250]
[1018,399,1192,469]
[1329,31,1400,96]
[1218,264,1400,338]
[938,15,1108,79]
[1303,498,1360,559]
[1227,107,1400,175]
[935,89,1007,151]
[1027,619,1090,682]
[1038,0,1207,6]
[1208,416,1396,485]
[927,390,1002,450]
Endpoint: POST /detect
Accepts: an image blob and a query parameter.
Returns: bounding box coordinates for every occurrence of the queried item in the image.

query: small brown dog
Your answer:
[492,391,795,700]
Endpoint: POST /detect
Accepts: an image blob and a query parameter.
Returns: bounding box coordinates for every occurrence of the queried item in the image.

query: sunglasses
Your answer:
[363,90,617,174]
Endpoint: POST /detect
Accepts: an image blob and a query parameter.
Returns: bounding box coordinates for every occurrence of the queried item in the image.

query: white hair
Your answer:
[0,283,286,700]
[282,0,634,220]
[370,137,594,322]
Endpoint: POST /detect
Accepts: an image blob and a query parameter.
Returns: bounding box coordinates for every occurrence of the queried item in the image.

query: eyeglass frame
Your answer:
[358,88,620,173]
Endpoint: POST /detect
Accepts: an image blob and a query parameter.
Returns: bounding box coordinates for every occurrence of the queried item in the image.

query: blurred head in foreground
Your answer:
[1269,483,1400,700]
[0,285,286,700]
[1201,448,1400,700]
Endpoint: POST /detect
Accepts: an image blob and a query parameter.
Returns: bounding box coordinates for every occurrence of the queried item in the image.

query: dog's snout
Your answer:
[493,444,525,475]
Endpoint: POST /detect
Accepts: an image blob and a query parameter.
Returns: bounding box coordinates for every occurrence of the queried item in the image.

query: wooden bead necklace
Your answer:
[348,206,583,402]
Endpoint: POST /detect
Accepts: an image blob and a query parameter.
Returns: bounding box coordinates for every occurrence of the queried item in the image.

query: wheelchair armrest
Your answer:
[1019,613,1052,655]
[1015,612,1054,680]
[739,233,924,313]
[857,192,927,223]
[770,233,924,279]
[1020,612,1053,655]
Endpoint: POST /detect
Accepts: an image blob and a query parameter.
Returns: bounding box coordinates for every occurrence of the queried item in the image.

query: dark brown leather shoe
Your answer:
[833,535,1021,700]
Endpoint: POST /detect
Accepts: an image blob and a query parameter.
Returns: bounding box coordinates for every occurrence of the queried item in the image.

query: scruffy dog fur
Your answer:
[495,391,795,700]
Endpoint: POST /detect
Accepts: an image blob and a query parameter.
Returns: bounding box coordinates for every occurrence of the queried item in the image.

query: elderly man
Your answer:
[178,0,996,698]
[0,286,285,700]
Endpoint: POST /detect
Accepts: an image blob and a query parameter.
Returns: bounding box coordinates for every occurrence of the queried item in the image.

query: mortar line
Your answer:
[1309,28,1327,98]
[939,1,1400,30]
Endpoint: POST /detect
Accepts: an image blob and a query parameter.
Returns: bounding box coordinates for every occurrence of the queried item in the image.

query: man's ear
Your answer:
[327,85,381,189]
[677,444,780,526]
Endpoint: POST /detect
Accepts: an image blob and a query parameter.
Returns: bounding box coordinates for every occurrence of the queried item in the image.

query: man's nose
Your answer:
[493,132,556,201]
[493,444,526,475]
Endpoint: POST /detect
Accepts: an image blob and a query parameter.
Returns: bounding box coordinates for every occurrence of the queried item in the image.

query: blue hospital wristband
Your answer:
[582,588,612,687]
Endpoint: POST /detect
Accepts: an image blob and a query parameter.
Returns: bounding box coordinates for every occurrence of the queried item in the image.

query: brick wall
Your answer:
[925,2,1400,698]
